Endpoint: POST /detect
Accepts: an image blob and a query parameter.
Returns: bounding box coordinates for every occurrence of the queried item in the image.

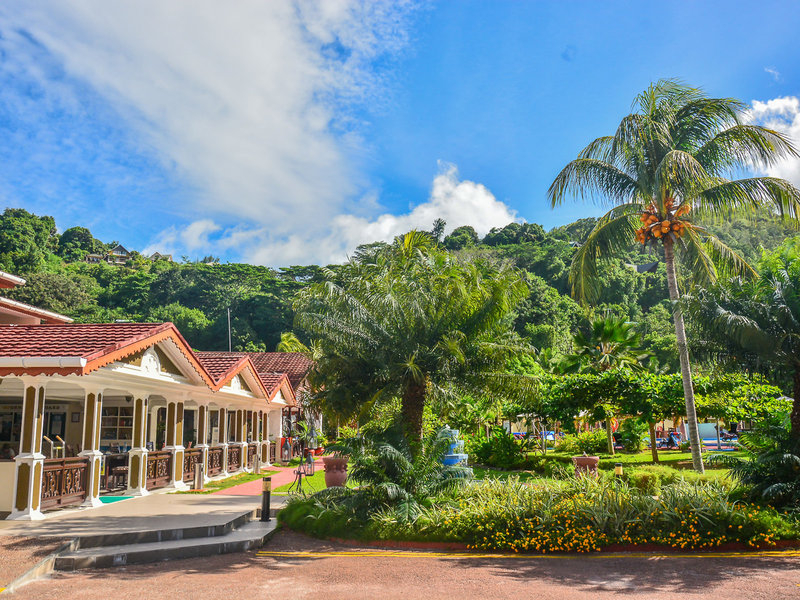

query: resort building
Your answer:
[0,270,306,520]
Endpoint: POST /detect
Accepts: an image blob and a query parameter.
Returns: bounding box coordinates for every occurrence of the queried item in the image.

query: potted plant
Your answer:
[322,452,348,487]
[572,453,600,477]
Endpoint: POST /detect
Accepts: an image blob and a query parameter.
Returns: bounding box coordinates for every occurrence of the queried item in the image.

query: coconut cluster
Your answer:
[635,198,690,245]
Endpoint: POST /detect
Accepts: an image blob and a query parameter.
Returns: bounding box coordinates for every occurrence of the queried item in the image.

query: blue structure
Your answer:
[438,426,469,466]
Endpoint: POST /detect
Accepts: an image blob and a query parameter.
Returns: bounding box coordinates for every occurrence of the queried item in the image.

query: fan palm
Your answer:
[563,315,649,374]
[549,80,800,472]
[294,231,536,444]
[683,238,800,436]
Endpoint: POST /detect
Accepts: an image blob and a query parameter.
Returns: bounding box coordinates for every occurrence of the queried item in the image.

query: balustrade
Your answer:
[183,448,204,482]
[207,446,223,476]
[40,457,89,510]
[146,450,172,490]
[227,445,241,472]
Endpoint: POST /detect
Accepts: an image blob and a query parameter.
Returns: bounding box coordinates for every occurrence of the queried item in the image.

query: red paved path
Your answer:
[214,456,329,495]
[9,530,800,600]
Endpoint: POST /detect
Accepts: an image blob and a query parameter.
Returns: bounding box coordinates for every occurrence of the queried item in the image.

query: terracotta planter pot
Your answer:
[323,456,349,488]
[572,455,600,477]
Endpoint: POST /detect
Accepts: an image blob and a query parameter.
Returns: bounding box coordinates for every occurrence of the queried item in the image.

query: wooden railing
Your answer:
[146,451,172,490]
[207,446,224,476]
[227,445,241,472]
[247,443,257,468]
[269,443,276,463]
[41,457,89,510]
[183,448,203,482]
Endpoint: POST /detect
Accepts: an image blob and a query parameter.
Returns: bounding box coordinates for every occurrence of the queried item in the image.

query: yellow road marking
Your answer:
[257,549,800,560]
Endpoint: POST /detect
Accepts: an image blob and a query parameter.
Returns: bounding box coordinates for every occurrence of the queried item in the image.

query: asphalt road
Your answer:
[8,530,800,599]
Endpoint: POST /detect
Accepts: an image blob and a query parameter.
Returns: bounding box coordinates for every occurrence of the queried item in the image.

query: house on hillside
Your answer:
[107,244,132,265]
[149,252,173,262]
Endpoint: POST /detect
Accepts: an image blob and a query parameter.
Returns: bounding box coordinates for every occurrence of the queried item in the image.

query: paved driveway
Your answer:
[8,530,800,599]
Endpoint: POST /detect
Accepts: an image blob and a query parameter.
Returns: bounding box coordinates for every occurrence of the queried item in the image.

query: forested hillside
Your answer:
[0,206,796,365]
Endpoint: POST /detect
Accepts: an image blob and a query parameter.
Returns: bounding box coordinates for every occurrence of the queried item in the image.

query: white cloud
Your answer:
[748,96,800,187]
[149,164,519,265]
[764,66,782,82]
[0,0,417,237]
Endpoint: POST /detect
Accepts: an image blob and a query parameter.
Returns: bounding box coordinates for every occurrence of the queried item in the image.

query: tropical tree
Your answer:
[548,79,800,471]
[684,238,800,437]
[294,231,536,444]
[561,315,649,454]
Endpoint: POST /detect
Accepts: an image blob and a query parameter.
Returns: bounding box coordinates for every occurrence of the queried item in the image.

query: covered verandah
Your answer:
[0,323,291,520]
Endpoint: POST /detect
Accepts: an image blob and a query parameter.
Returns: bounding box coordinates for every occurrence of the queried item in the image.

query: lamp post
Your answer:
[281,437,291,466]
[261,476,271,522]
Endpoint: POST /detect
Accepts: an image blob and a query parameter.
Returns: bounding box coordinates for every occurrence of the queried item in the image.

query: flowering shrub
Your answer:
[405,478,796,552]
[283,476,799,552]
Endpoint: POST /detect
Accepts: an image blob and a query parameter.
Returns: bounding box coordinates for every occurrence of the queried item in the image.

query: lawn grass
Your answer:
[273,464,358,495]
[533,449,743,470]
[176,470,279,494]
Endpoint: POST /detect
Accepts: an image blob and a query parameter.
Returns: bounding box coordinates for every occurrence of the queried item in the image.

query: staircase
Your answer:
[53,508,277,571]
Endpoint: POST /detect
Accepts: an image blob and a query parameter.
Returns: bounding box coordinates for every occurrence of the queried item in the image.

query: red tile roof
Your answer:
[244,352,312,389]
[0,296,73,323]
[194,352,249,381]
[194,351,297,404]
[0,322,214,386]
[0,270,25,289]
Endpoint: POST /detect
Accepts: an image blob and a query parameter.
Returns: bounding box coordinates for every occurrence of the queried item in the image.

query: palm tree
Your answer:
[549,79,800,472]
[563,315,649,374]
[684,238,800,437]
[563,315,649,454]
[294,231,536,444]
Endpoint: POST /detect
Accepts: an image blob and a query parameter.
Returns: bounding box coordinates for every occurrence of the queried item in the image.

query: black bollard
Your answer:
[261,476,272,522]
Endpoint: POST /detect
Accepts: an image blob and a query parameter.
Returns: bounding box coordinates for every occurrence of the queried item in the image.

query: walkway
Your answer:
[215,457,328,496]
[8,529,800,600]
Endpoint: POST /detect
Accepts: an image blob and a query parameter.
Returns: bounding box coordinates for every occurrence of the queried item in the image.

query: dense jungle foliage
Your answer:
[0,206,796,377]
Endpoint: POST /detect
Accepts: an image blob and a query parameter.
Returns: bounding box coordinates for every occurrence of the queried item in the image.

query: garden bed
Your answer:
[279,476,799,554]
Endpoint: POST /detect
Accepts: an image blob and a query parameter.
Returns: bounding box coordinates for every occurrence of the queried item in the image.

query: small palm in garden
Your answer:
[711,414,800,508]
[323,425,473,523]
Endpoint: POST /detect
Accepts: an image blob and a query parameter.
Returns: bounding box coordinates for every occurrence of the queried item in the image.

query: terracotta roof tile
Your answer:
[0,322,172,359]
[244,352,312,389]
[194,352,249,382]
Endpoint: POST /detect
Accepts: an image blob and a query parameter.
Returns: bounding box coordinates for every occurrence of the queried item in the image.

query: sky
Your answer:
[0,0,799,266]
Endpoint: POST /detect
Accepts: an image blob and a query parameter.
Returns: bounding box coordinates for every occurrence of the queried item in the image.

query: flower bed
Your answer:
[280,476,799,553]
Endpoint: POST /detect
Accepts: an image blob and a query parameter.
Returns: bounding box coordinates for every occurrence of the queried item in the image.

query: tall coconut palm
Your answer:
[294,231,536,445]
[549,80,800,472]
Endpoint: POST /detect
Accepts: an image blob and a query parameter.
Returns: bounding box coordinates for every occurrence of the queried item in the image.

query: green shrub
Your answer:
[618,419,647,453]
[555,434,579,454]
[466,428,525,469]
[576,429,607,454]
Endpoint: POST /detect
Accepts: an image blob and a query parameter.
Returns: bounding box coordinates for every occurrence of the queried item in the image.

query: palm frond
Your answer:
[569,203,642,304]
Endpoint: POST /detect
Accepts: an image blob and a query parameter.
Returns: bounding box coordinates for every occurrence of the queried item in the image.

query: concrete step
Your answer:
[54,520,278,571]
[73,509,257,549]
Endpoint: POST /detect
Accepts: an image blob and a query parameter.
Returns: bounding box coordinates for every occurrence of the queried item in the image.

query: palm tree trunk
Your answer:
[663,237,704,473]
[401,380,426,446]
[649,422,660,463]
[791,366,800,439]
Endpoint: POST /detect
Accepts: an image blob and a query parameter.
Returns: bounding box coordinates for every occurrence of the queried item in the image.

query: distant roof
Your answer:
[244,352,313,389]
[196,351,297,402]
[0,270,26,289]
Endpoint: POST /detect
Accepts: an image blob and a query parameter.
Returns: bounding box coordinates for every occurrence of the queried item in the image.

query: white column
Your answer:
[9,378,46,520]
[79,387,105,507]
[217,407,229,477]
[127,394,150,496]
[195,403,210,484]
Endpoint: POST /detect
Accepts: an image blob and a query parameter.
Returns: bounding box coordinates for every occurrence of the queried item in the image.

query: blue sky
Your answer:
[0,1,799,265]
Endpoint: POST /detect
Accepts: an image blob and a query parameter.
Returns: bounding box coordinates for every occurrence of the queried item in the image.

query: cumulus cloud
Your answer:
[748,96,800,187]
[148,164,519,265]
[0,0,418,237]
